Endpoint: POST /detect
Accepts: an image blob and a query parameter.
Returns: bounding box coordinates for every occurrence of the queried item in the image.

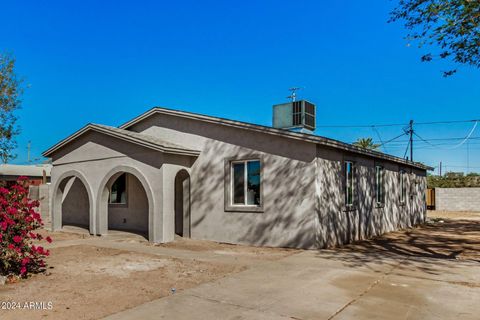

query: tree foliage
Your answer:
[427,172,480,188]
[390,0,480,76]
[0,53,22,163]
[353,137,381,150]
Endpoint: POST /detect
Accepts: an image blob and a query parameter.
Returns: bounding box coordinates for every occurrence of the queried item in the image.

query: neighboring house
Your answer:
[43,105,431,249]
[0,164,51,186]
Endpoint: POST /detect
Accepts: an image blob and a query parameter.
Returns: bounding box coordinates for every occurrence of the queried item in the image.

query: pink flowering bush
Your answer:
[0,177,51,278]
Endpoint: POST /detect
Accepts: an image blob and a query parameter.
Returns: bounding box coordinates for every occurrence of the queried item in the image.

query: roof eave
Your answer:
[42,124,200,158]
[42,124,92,157]
[120,107,431,171]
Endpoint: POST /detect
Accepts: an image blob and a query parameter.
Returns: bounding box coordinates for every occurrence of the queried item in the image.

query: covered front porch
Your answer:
[44,124,199,243]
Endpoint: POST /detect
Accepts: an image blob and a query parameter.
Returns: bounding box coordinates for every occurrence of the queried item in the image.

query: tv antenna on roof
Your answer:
[287,87,303,102]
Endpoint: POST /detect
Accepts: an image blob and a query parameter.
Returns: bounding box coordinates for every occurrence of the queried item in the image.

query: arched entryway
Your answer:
[98,167,153,240]
[52,171,93,233]
[175,169,191,237]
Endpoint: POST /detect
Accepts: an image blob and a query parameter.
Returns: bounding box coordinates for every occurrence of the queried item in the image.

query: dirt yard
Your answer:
[1,211,479,320]
[0,230,293,320]
[159,236,296,260]
[428,210,480,221]
[326,210,480,263]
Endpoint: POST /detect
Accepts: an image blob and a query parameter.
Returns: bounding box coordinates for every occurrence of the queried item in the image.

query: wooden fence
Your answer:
[426,188,435,210]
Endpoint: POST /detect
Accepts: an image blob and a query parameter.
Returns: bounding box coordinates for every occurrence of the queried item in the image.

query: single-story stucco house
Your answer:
[43,103,431,249]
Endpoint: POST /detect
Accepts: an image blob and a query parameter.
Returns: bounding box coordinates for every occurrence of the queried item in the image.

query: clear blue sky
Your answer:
[1,0,479,173]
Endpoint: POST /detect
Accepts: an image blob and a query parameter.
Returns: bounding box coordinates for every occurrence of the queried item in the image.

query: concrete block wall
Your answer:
[435,188,480,212]
[29,184,51,220]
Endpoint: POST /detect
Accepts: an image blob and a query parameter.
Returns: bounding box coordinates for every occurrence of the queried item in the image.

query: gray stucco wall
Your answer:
[315,146,426,248]
[62,177,90,228]
[108,173,149,234]
[49,131,178,242]
[47,111,427,249]
[131,113,318,248]
[435,188,480,212]
[29,184,50,221]
[129,113,427,248]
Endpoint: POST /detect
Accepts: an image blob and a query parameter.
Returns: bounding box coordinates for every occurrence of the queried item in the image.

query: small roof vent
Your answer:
[272,100,316,133]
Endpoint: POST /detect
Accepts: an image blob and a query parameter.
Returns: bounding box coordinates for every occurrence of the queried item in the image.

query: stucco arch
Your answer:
[174,169,191,238]
[96,165,155,241]
[51,169,95,234]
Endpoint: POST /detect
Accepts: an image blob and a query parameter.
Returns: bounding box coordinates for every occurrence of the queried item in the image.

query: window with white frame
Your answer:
[231,160,261,206]
[400,170,406,204]
[345,161,355,207]
[375,165,384,205]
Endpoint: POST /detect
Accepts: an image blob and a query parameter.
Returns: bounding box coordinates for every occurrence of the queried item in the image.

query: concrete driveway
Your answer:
[103,216,480,320]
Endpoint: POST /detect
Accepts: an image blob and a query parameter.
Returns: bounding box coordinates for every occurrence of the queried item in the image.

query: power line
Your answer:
[385,142,480,148]
[403,139,411,159]
[372,126,388,153]
[438,165,480,169]
[412,121,478,150]
[318,118,480,129]
[341,119,480,170]
[378,132,408,147]
[369,136,480,143]
[415,119,480,126]
[413,132,438,149]
[317,123,405,128]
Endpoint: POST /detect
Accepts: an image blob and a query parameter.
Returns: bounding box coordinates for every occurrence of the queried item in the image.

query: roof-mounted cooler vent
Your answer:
[272,100,316,133]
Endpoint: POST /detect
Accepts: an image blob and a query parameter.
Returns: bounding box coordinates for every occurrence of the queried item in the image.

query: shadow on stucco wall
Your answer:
[189,137,317,249]
[316,147,427,249]
[129,112,428,249]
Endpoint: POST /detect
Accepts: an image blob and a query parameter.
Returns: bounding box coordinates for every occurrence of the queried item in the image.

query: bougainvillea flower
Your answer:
[0,177,50,278]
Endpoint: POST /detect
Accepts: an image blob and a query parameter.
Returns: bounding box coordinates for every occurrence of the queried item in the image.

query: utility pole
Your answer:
[439,161,442,177]
[27,141,31,163]
[409,120,414,162]
[467,139,470,174]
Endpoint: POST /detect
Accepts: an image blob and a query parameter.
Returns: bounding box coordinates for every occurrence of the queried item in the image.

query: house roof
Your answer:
[42,123,201,157]
[0,164,52,177]
[120,107,433,171]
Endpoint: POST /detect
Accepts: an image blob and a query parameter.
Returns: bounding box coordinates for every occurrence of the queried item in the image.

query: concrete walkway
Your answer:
[45,219,480,320]
[100,243,479,319]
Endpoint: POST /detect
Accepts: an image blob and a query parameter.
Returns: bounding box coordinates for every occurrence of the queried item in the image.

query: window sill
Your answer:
[225,205,264,213]
[343,206,356,212]
[109,203,128,208]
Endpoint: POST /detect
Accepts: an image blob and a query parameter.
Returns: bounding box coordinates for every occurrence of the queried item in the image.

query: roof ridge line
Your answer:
[118,107,433,171]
